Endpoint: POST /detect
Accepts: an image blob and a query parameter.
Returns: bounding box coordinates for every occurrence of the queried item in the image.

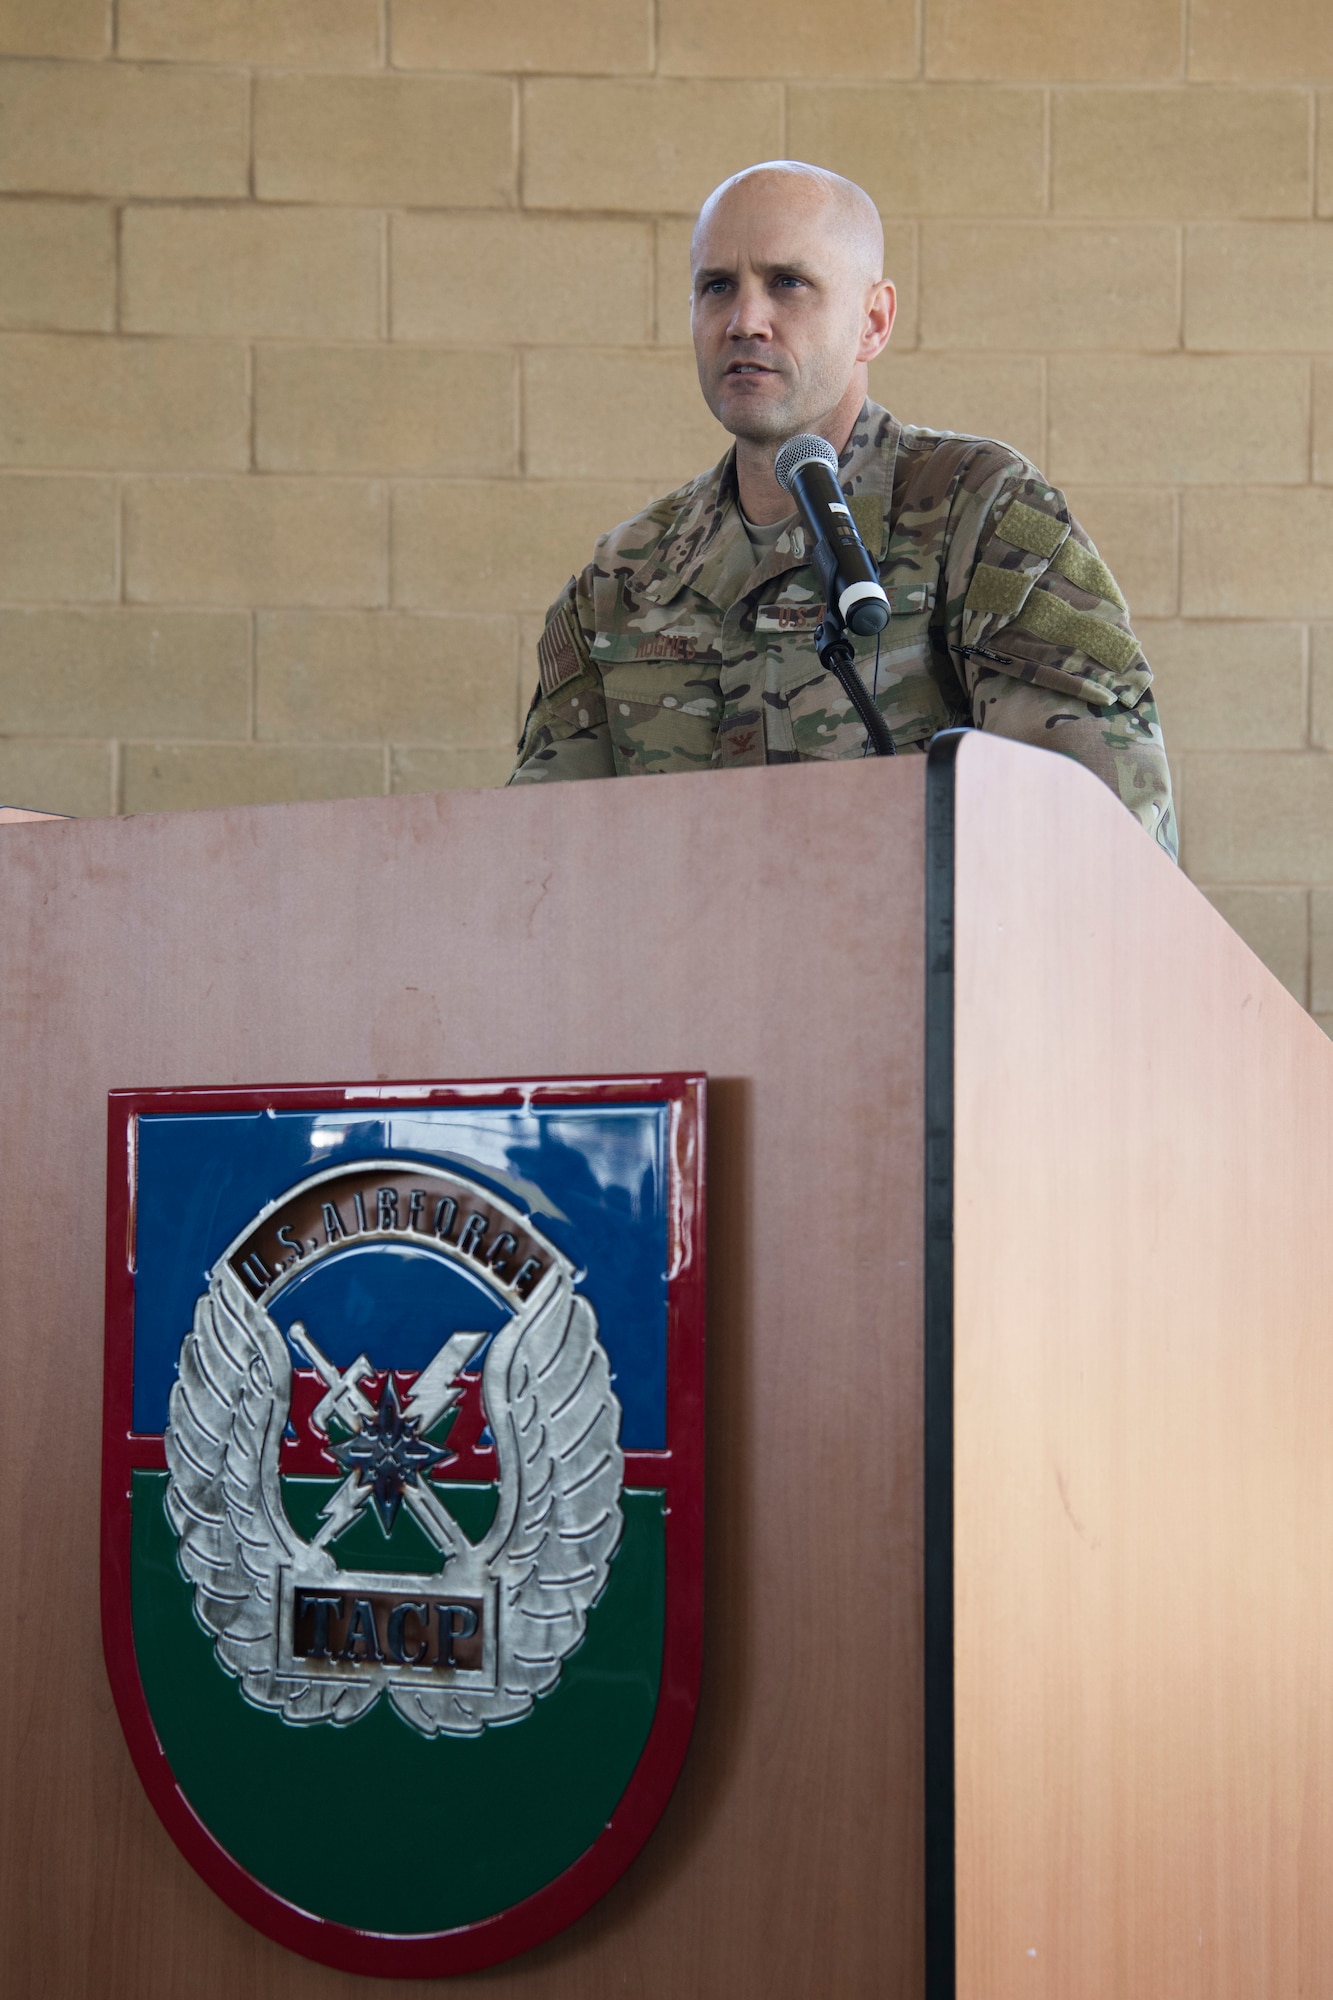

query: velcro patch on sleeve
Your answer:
[994,498,1069,562]
[848,494,885,556]
[537,607,582,698]
[965,561,1034,619]
[1014,588,1143,678]
[1051,536,1127,610]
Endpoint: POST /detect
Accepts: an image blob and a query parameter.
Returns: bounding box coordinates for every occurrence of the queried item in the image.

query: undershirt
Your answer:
[738,506,796,567]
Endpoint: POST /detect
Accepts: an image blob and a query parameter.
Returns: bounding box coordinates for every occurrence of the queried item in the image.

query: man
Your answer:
[509,161,1176,861]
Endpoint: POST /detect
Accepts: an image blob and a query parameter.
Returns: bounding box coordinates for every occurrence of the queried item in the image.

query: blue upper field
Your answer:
[131,1102,671,1449]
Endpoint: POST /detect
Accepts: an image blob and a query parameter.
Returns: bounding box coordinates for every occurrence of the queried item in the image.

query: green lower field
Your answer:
[130,1471,665,1933]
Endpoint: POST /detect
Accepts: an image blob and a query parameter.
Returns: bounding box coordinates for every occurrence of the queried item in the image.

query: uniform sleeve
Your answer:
[508,574,614,786]
[943,465,1178,862]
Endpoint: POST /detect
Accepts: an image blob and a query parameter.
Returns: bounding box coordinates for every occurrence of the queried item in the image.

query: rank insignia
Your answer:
[101,1076,705,1975]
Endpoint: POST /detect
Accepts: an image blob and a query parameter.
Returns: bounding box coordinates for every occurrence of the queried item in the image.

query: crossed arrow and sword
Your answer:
[290,1319,489,1558]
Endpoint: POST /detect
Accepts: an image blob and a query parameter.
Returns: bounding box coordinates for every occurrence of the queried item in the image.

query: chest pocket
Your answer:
[600,660,722,777]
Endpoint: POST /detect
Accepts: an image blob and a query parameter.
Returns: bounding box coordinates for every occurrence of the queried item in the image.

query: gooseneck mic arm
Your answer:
[775,432,895,759]
[814,612,896,758]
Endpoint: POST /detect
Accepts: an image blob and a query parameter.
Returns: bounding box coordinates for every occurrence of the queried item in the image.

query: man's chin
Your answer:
[713,392,798,445]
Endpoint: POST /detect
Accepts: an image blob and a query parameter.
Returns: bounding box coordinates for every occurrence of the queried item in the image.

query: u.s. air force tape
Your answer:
[537,608,582,698]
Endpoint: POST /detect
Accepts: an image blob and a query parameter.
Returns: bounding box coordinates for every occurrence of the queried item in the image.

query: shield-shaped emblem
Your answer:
[102,1076,704,1976]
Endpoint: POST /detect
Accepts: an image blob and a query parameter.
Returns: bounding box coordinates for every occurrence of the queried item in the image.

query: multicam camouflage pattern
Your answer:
[510,402,1177,860]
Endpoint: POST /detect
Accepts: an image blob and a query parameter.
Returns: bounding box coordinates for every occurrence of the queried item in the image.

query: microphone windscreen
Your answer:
[774,432,839,493]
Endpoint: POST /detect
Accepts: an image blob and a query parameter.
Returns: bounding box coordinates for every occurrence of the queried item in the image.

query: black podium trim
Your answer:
[924,730,962,2000]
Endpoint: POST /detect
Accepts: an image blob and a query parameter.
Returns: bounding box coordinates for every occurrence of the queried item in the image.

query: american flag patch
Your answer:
[537,609,581,697]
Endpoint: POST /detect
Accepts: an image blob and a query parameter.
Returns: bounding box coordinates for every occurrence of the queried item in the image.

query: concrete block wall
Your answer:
[1,0,1332,1023]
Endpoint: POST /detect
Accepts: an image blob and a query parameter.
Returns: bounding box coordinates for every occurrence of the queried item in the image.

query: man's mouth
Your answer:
[725,362,777,377]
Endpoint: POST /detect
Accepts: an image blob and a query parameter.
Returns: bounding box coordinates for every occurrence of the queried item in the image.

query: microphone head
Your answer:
[774,432,839,494]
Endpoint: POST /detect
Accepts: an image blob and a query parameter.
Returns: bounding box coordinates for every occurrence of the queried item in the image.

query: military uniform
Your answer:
[509,401,1177,860]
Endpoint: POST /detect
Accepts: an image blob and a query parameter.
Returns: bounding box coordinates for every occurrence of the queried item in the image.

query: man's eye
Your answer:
[774,274,805,290]
[701,279,730,296]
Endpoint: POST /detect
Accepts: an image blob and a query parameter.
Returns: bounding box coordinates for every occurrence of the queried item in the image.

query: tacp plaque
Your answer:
[102,1076,704,1976]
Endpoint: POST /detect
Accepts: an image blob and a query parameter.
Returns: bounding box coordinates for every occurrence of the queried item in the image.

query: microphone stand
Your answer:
[814,608,896,759]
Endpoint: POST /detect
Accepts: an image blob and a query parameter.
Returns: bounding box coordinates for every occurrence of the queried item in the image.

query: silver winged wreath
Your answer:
[164,1249,623,1737]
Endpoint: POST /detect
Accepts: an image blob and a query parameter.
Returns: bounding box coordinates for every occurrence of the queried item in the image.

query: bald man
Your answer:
[509,161,1176,860]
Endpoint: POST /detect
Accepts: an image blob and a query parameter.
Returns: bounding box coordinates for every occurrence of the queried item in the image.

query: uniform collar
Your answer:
[630,401,902,610]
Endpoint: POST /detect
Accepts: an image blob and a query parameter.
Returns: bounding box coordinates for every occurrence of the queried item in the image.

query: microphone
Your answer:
[774,434,890,637]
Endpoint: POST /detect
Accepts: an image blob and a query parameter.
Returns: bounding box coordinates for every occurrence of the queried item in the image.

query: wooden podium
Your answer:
[2,733,1332,1998]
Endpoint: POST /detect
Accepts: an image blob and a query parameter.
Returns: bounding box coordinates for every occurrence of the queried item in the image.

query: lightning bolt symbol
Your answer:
[402,1328,490,1432]
[310,1473,371,1549]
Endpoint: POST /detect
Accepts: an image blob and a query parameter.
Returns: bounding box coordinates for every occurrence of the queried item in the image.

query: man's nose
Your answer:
[726,279,772,341]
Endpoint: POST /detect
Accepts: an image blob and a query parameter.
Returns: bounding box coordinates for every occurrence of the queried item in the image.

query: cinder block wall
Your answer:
[2,0,1332,1023]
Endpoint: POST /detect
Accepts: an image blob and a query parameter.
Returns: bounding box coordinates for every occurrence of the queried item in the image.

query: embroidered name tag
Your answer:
[634,633,702,661]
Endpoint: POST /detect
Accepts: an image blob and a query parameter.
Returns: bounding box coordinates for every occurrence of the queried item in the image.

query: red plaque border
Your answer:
[102,1075,705,1978]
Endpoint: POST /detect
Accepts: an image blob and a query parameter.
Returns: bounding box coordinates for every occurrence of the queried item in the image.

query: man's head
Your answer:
[690,162,895,452]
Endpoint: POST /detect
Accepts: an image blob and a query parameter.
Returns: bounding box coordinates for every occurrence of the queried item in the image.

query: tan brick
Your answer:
[0,62,247,198]
[257,611,517,743]
[787,87,1043,216]
[1136,620,1306,749]
[880,225,920,348]
[255,74,512,207]
[255,347,515,475]
[1053,88,1310,219]
[1182,752,1333,881]
[0,335,247,471]
[1183,490,1333,618]
[0,608,249,735]
[869,352,1044,467]
[660,0,916,77]
[1049,357,1309,486]
[1306,624,1333,747]
[927,0,1181,79]
[0,475,115,600]
[393,479,658,613]
[1316,363,1333,484]
[1203,887,1308,1003]
[655,214,919,348]
[1191,0,1333,82]
[1185,225,1333,350]
[392,0,651,73]
[1312,886,1333,1011]
[0,201,114,331]
[1322,95,1333,216]
[122,742,386,814]
[921,223,1179,350]
[122,207,381,340]
[125,479,387,607]
[655,218,700,348]
[523,350,728,483]
[1059,487,1178,619]
[0,0,107,57]
[393,214,652,346]
[392,744,516,792]
[522,80,782,214]
[0,738,111,816]
[119,0,379,65]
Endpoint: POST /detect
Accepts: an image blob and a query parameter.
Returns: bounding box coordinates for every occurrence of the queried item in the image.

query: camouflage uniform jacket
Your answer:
[509,401,1177,859]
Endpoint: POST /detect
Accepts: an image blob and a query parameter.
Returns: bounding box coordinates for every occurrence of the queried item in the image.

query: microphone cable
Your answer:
[862,629,884,758]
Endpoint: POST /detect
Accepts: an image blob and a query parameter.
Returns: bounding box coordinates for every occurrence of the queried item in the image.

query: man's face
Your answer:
[690,177,891,445]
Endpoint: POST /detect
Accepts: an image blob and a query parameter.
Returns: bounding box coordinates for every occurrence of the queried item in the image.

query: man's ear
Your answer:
[859,279,896,364]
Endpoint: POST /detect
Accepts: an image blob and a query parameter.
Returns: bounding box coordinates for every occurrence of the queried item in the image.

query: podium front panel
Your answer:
[0,763,928,2000]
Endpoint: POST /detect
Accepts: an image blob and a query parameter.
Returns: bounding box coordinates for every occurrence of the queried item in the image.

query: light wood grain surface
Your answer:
[0,761,926,2000]
[951,733,1333,2000]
